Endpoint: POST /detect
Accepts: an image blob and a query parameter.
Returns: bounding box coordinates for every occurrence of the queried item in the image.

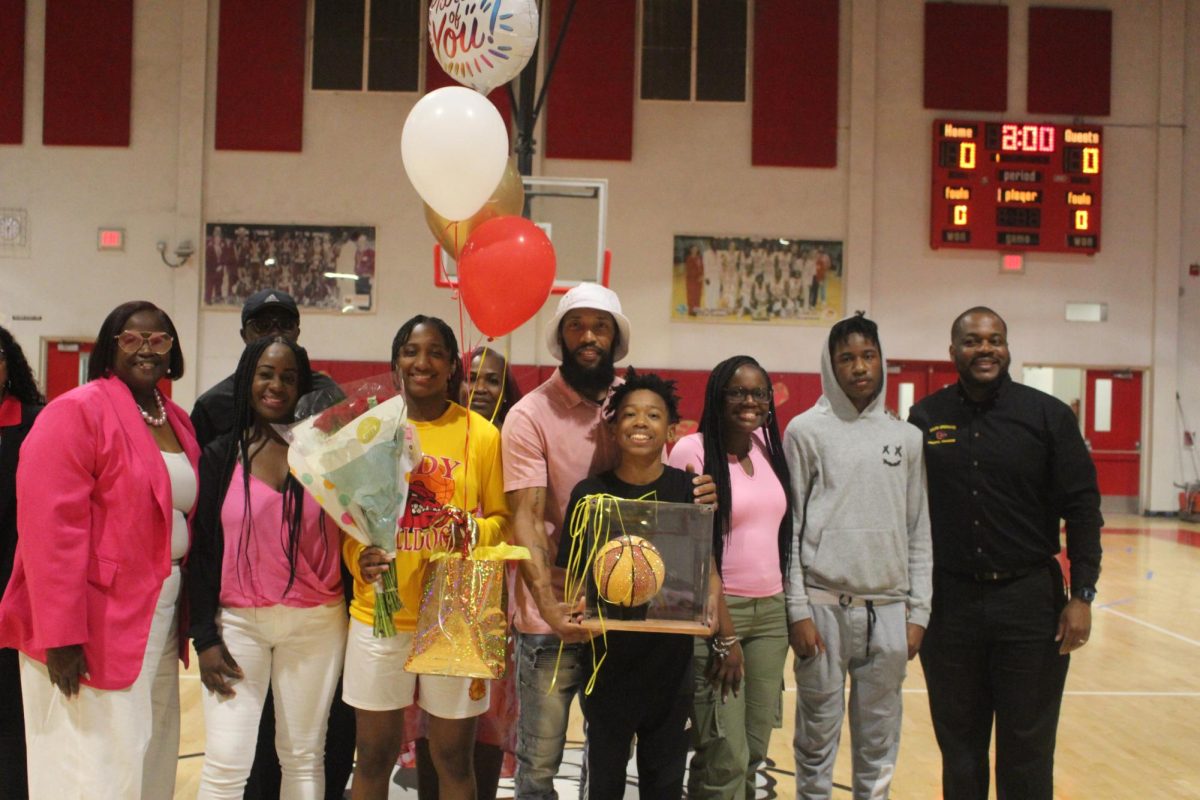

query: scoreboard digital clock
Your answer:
[930,119,1103,254]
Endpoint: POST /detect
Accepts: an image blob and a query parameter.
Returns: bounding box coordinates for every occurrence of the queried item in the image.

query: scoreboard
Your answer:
[930,119,1103,254]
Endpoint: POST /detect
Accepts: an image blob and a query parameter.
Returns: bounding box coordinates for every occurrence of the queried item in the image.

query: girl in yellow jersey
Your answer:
[343,315,510,800]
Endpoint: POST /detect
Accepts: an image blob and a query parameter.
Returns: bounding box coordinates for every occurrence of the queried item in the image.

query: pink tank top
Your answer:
[219,463,342,609]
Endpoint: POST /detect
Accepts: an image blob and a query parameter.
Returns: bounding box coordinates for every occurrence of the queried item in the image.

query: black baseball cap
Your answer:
[242,289,300,325]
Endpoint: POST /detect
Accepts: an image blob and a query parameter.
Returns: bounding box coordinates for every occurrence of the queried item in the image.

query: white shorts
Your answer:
[342,618,489,719]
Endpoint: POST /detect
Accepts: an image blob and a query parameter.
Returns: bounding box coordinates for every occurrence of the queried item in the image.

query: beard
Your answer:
[559,341,616,398]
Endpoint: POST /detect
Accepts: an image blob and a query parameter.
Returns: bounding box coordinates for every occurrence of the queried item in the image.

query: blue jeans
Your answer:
[514,632,589,799]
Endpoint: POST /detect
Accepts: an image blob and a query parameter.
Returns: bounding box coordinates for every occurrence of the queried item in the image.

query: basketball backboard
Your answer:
[434,176,610,294]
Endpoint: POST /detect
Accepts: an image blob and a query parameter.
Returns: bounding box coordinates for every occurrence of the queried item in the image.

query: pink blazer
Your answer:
[0,376,200,690]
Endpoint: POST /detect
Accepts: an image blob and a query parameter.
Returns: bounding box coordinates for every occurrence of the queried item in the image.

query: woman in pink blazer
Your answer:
[0,300,200,799]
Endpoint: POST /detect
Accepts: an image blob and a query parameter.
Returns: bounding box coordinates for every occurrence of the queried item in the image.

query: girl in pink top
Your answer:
[666,355,793,800]
[189,337,346,799]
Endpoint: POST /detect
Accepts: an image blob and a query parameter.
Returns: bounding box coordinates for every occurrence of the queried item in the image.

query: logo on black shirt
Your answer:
[927,424,957,446]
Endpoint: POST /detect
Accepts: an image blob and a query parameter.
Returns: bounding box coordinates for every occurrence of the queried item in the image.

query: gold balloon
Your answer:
[424,158,525,259]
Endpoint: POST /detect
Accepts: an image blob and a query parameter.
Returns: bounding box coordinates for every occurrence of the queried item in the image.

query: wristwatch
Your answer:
[1073,586,1097,604]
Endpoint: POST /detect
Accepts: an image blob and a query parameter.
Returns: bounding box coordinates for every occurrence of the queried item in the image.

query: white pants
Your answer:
[21,565,181,800]
[197,601,347,800]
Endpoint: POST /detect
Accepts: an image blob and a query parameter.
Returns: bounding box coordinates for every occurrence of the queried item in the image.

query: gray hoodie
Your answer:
[782,330,933,626]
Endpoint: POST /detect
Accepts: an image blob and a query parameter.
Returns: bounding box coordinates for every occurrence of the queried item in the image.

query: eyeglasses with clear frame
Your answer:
[723,387,772,404]
[115,331,174,355]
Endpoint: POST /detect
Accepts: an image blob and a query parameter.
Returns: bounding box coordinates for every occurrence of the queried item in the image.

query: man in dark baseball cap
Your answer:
[239,288,300,329]
[191,288,335,447]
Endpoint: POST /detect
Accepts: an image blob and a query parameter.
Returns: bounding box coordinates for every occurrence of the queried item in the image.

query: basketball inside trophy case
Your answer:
[563,497,714,635]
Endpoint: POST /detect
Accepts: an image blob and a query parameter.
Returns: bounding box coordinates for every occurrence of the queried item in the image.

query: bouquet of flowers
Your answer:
[284,374,421,637]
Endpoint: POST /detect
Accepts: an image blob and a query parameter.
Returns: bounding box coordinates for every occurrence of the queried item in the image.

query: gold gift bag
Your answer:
[404,543,528,679]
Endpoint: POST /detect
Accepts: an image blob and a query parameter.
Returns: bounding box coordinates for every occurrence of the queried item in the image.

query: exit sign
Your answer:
[97,228,125,251]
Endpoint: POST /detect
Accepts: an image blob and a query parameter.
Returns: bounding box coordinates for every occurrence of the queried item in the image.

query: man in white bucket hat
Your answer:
[501,283,712,798]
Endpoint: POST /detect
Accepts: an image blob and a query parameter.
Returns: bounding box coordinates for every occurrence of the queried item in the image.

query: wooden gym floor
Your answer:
[173,514,1200,798]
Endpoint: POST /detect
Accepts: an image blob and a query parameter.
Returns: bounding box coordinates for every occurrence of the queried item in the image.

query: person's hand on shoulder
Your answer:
[686,464,718,506]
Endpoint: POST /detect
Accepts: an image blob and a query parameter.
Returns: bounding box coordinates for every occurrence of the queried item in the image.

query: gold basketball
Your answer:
[593,535,666,607]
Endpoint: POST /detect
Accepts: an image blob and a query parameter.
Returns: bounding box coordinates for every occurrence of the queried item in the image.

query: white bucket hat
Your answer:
[544,283,631,362]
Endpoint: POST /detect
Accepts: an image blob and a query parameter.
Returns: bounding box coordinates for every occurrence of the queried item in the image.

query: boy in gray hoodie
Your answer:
[783,313,932,799]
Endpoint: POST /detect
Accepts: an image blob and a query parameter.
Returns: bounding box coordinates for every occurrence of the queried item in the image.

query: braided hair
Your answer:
[391,315,463,403]
[220,336,317,598]
[0,325,44,405]
[697,355,792,578]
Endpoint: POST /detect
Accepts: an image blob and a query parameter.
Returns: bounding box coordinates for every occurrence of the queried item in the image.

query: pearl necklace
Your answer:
[139,389,167,427]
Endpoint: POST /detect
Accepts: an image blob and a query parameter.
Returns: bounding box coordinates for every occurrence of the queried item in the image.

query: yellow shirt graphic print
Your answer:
[397,454,460,552]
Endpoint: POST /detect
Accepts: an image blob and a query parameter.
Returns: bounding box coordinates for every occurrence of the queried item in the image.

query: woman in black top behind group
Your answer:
[0,326,44,800]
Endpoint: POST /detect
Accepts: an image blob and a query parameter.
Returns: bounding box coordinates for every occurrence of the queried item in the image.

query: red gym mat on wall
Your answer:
[544,0,636,161]
[215,0,307,152]
[752,0,839,168]
[43,0,132,146]
[1027,6,1112,117]
[0,0,24,144]
[923,2,1008,112]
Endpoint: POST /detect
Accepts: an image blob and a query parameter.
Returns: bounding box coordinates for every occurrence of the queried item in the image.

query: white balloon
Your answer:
[428,0,540,94]
[401,87,510,222]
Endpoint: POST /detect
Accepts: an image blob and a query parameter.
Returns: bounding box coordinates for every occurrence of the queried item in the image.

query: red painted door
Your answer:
[886,361,958,419]
[44,339,172,401]
[1084,369,1141,497]
[44,341,94,400]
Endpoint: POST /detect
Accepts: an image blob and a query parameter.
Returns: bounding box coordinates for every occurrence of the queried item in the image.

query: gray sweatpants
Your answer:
[792,600,908,800]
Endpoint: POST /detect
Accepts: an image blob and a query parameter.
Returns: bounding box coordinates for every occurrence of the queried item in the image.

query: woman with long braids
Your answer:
[667,355,793,799]
[189,336,346,799]
[0,326,44,798]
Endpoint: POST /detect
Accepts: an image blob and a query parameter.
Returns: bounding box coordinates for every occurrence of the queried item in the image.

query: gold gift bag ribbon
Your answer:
[403,506,529,679]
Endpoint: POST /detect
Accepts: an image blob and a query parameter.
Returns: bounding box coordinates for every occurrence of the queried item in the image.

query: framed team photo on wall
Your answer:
[203,223,376,313]
[670,234,844,325]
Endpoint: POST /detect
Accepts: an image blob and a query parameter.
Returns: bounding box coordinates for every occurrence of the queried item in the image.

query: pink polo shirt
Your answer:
[501,369,621,634]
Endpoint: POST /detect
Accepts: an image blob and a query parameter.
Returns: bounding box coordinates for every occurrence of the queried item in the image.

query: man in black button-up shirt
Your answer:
[909,307,1102,800]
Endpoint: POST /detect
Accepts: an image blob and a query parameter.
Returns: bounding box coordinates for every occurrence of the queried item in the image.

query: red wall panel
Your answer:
[215,0,307,152]
[1027,7,1111,116]
[544,0,636,161]
[923,2,1008,112]
[311,359,823,434]
[0,0,24,144]
[42,0,132,146]
[752,0,839,168]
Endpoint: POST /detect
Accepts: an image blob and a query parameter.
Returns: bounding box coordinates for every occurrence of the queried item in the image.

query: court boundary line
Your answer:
[1098,606,1200,648]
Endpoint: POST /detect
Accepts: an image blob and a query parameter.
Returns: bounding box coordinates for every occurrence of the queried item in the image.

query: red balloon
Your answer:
[457,216,557,338]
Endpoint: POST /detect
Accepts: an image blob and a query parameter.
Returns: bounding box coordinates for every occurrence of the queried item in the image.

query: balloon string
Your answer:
[437,222,459,287]
[452,221,474,502]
